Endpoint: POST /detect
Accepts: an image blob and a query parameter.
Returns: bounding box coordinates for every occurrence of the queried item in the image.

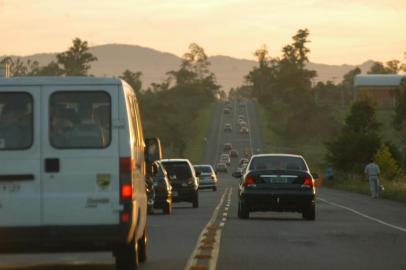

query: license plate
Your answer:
[172,191,178,197]
[269,177,288,184]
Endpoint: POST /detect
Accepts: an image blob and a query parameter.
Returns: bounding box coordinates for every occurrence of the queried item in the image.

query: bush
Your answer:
[374,144,403,181]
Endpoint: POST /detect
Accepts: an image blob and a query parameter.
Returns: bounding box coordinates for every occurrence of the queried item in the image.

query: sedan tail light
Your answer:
[243,175,256,187]
[302,175,314,188]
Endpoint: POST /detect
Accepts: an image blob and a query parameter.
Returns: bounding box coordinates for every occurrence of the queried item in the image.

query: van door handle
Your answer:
[45,158,60,173]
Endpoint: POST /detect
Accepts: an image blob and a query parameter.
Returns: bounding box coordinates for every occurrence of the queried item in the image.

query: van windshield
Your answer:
[0,93,33,150]
[50,91,111,149]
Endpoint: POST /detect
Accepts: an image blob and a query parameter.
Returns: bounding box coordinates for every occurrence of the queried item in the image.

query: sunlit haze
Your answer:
[1,0,405,64]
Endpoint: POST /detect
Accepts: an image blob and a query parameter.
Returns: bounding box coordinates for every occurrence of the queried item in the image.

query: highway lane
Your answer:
[1,100,406,270]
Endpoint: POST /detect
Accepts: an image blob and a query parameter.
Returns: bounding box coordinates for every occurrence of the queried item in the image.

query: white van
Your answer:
[0,77,153,270]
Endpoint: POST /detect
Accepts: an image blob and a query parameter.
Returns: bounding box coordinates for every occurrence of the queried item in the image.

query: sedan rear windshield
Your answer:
[162,162,192,179]
[249,156,307,171]
[194,166,212,174]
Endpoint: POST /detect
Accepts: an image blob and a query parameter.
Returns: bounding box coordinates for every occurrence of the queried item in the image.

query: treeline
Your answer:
[123,43,220,157]
[231,29,338,144]
[1,39,220,158]
[231,28,406,180]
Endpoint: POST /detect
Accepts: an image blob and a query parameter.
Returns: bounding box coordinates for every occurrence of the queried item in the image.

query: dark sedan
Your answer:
[151,161,173,214]
[232,154,316,220]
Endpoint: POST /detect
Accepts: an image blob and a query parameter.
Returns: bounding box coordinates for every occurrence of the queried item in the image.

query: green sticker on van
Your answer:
[96,174,111,190]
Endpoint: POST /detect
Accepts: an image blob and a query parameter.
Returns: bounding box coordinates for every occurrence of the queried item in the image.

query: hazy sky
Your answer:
[1,0,405,64]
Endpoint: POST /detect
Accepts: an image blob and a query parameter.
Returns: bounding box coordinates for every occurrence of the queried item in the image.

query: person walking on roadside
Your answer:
[364,159,381,199]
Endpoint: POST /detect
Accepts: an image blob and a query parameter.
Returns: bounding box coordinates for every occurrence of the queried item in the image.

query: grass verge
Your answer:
[258,102,406,204]
[184,102,215,163]
[323,177,406,204]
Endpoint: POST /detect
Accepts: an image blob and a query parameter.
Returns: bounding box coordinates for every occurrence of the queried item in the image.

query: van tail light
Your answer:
[243,175,256,187]
[120,157,133,201]
[121,212,130,223]
[302,175,313,188]
[121,184,133,200]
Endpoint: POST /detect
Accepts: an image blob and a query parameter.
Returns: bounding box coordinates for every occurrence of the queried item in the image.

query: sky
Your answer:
[1,0,405,65]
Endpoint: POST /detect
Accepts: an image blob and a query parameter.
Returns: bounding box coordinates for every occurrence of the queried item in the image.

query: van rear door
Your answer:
[0,87,41,226]
[41,86,120,225]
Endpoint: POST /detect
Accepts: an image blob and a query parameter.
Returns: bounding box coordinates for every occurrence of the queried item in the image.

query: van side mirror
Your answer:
[232,171,242,178]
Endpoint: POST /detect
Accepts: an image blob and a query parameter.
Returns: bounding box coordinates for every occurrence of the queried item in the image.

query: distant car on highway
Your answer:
[239,120,247,127]
[223,142,232,151]
[215,162,228,173]
[224,123,232,132]
[220,153,231,166]
[239,158,249,167]
[232,154,317,220]
[161,159,200,208]
[194,165,218,191]
[240,126,249,134]
[223,107,231,114]
[230,149,239,158]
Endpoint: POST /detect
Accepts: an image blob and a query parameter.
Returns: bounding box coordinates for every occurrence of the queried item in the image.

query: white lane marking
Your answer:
[184,188,230,270]
[224,207,229,211]
[222,217,227,222]
[223,212,228,217]
[219,222,225,227]
[318,197,406,233]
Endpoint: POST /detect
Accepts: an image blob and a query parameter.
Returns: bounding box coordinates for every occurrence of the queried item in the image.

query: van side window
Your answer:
[49,91,111,149]
[0,92,33,150]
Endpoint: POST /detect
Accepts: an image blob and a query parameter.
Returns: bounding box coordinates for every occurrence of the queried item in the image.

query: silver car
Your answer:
[194,165,218,191]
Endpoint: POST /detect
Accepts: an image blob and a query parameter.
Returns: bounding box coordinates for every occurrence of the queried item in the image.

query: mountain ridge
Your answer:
[1,44,375,90]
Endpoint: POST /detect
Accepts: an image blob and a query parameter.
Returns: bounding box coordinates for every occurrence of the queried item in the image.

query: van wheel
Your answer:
[163,201,172,215]
[302,205,316,221]
[192,192,199,208]
[115,238,139,270]
[138,229,148,263]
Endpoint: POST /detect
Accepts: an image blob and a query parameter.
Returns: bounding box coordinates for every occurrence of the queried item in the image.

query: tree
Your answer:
[120,70,143,94]
[374,144,402,180]
[393,77,406,168]
[340,67,361,105]
[344,98,380,134]
[367,61,399,74]
[1,57,28,76]
[33,61,64,76]
[386,60,401,74]
[326,98,381,174]
[56,38,97,76]
[245,45,276,102]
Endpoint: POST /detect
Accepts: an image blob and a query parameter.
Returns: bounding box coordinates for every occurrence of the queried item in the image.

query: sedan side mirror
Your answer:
[232,171,242,178]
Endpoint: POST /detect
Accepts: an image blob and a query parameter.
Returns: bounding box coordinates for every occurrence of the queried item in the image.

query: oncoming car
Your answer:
[232,154,317,220]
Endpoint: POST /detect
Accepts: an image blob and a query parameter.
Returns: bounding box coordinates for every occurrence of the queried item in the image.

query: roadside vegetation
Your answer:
[231,28,406,203]
[0,39,221,160]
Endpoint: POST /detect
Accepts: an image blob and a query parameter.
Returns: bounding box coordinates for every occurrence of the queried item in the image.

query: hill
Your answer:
[2,44,374,91]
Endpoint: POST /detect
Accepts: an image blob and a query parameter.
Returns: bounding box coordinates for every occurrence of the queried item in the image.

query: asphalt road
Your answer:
[1,100,406,270]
